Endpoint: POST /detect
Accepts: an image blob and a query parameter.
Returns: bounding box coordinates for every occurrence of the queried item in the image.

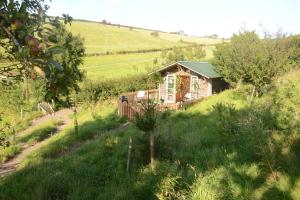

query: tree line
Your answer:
[213,31,300,96]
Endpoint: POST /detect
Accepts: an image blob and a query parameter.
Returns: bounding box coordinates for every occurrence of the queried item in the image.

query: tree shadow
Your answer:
[154,103,300,199]
[1,100,300,199]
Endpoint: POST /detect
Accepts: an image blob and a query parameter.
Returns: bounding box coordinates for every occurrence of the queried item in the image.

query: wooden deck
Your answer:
[118,90,203,121]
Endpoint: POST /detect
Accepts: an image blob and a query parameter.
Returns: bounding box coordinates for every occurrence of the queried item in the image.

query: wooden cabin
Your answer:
[117,61,227,120]
[156,61,227,104]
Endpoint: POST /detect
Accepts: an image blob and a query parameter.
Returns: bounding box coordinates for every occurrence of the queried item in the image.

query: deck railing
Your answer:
[117,90,204,121]
[123,89,159,104]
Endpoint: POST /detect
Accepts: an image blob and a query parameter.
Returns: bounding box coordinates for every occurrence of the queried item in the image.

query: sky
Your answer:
[47,0,300,38]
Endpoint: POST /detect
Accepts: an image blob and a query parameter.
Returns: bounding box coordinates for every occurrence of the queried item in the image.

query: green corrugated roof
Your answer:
[156,61,221,78]
[176,61,221,78]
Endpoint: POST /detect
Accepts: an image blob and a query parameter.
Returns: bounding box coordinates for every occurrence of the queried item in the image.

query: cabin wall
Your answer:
[159,69,213,103]
[188,71,211,98]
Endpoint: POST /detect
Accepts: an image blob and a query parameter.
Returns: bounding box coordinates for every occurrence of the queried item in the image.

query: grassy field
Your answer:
[69,20,219,81]
[67,21,223,55]
[81,52,161,81]
[81,46,215,81]
[1,69,299,199]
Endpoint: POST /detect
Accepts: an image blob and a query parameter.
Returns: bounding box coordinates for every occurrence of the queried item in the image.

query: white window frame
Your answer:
[166,74,176,103]
[190,75,199,100]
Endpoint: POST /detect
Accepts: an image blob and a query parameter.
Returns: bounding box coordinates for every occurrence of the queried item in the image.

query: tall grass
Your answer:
[0,120,59,163]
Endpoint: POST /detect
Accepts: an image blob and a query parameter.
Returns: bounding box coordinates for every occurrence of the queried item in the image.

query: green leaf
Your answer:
[47,45,65,55]
[48,59,64,71]
[48,35,58,43]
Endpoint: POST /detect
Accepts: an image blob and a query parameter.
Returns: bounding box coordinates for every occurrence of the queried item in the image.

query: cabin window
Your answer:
[190,76,198,99]
[166,75,175,102]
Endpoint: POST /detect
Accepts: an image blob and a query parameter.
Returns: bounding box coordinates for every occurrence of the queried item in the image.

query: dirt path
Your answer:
[17,109,72,138]
[0,109,73,177]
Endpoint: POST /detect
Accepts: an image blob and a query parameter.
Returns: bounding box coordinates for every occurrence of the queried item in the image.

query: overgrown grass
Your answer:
[1,70,299,199]
[0,145,21,164]
[16,120,60,146]
[13,112,45,133]
[18,101,125,167]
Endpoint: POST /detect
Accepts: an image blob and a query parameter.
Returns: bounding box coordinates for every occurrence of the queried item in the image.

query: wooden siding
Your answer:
[159,69,212,103]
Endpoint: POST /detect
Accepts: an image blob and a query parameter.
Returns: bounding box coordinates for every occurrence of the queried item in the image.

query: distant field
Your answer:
[81,52,160,81]
[67,21,224,55]
[81,45,215,81]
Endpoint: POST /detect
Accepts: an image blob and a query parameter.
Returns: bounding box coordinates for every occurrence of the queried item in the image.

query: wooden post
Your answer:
[126,136,132,174]
[168,122,173,160]
[13,128,16,141]
[149,130,154,171]
[73,107,78,135]
[20,108,23,121]
[249,86,256,103]
[23,76,29,100]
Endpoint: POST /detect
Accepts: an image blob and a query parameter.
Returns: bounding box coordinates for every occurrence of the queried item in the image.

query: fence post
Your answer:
[126,136,132,175]
[20,108,23,121]
[168,122,173,160]
[150,130,155,171]
[73,107,78,135]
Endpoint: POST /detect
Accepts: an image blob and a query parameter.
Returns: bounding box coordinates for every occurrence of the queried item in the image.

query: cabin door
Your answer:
[176,75,190,102]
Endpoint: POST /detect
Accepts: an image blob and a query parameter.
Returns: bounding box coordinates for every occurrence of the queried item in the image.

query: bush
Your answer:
[136,133,170,164]
[212,103,239,136]
[78,75,156,104]
[151,31,159,37]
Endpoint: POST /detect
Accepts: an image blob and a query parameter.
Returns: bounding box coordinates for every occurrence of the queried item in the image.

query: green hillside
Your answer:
[80,45,216,81]
[1,69,299,200]
[66,21,223,55]
[82,52,160,80]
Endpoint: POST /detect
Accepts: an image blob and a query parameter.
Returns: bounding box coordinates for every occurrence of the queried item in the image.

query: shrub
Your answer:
[151,31,159,37]
[136,133,170,164]
[78,75,156,104]
[212,102,239,136]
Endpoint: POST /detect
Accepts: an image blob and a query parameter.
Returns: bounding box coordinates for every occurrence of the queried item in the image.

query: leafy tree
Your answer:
[43,19,85,106]
[162,45,206,64]
[134,98,157,171]
[0,1,84,144]
[286,34,300,65]
[0,1,84,105]
[134,76,160,171]
[0,1,73,96]
[213,31,294,95]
